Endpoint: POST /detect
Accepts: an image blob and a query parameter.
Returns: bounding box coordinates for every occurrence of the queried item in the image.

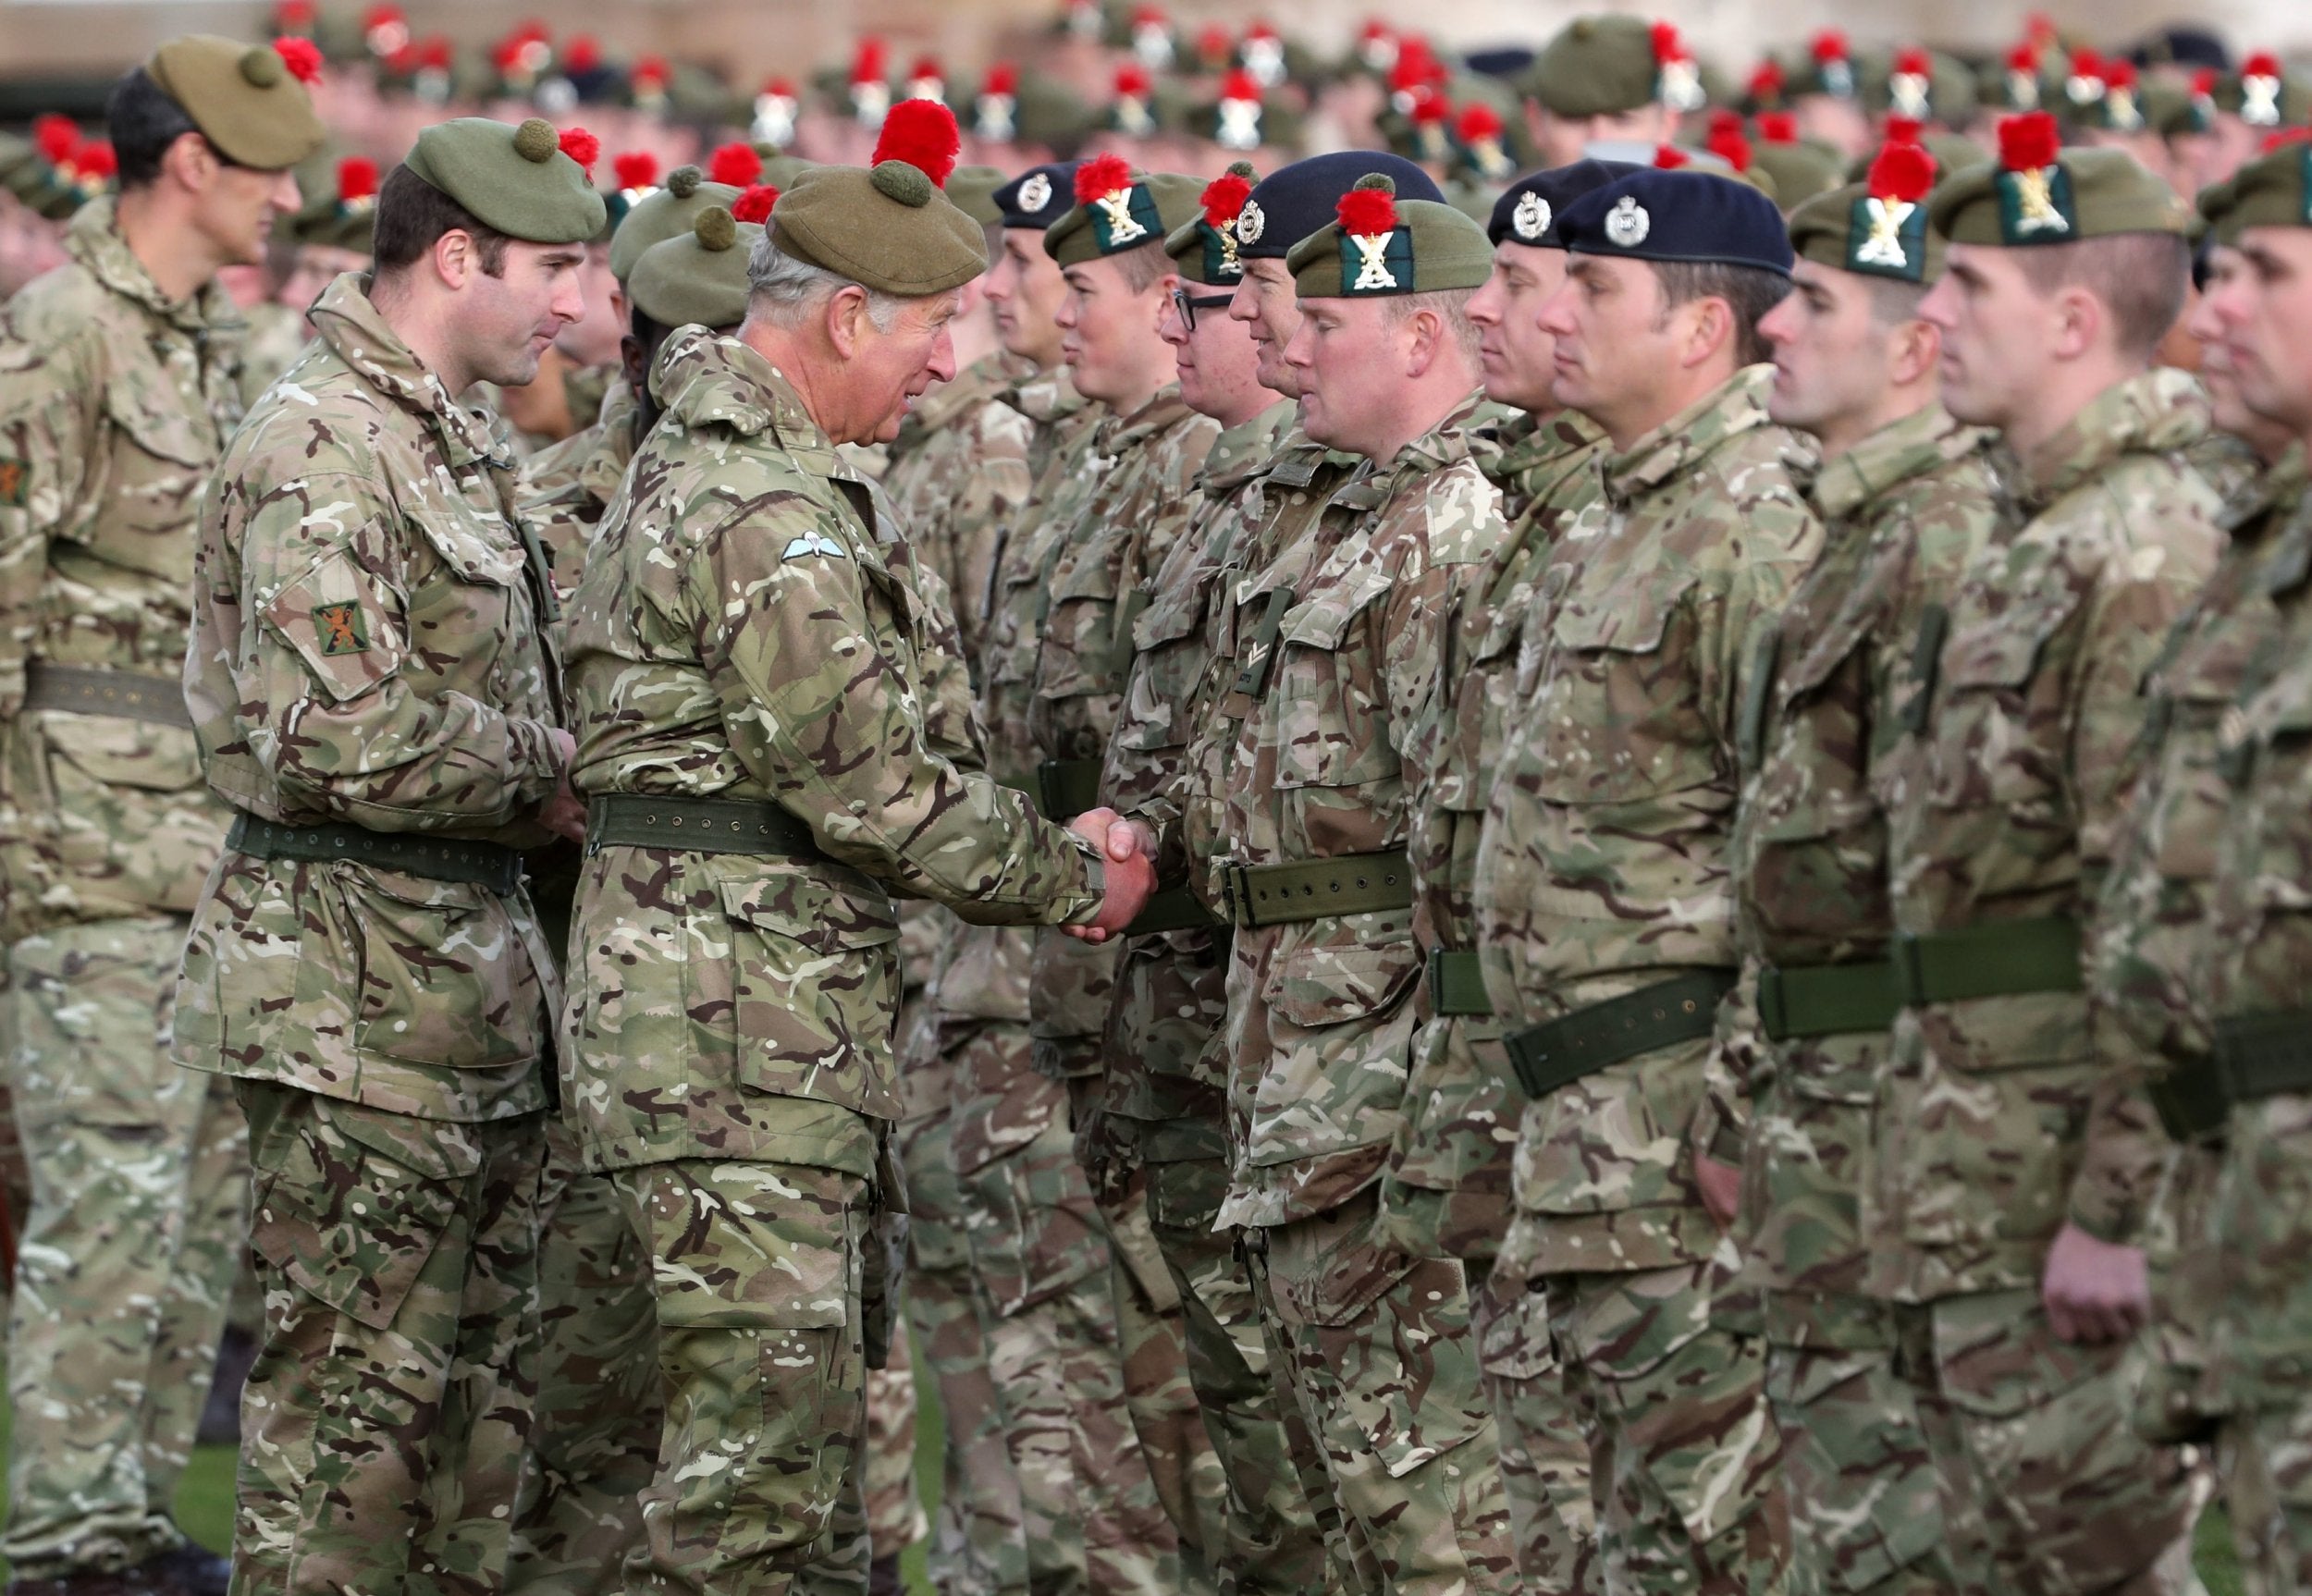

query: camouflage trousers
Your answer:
[1100,1170,1223,1593]
[1888,1288,2204,1596]
[1537,1257,1789,1596]
[612,1156,885,1596]
[2138,1141,2230,1447]
[1761,1293,1954,1596]
[231,1082,545,1596]
[506,1122,660,1596]
[865,1335,929,1559]
[2,916,245,1578]
[2222,1392,2312,1595]
[1247,1185,1518,1596]
[1476,1272,1598,1596]
[1147,1155,1334,1596]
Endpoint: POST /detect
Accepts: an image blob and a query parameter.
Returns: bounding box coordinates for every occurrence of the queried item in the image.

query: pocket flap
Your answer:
[38,711,203,793]
[1263,940,1420,1030]
[1550,575,1691,656]
[1133,586,1209,651]
[1942,592,2077,690]
[719,873,900,956]
[414,494,526,588]
[1048,540,1122,604]
[1278,565,1393,653]
[104,385,211,467]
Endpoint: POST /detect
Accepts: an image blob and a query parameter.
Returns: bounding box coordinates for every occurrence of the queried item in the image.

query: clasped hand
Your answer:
[1064,807,1156,942]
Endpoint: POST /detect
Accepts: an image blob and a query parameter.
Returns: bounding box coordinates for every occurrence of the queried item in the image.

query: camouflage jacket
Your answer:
[172,271,566,1124]
[1721,404,2003,1320]
[2083,444,2299,1244]
[0,198,250,931]
[1096,399,1293,1161]
[237,298,312,409]
[1867,367,2221,1303]
[1472,366,1823,1280]
[561,327,1105,1177]
[1217,391,1511,1231]
[517,373,639,613]
[1389,406,1606,1260]
[881,351,1036,674]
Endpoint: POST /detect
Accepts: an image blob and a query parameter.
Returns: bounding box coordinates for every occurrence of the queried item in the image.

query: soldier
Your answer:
[170,116,598,1596]
[1728,140,2004,1595]
[1445,160,1631,1596]
[1023,154,1218,1594]
[1157,171,1520,1596]
[1518,18,1682,170]
[1870,120,2216,1591]
[1470,168,1818,1595]
[558,136,1153,1596]
[2191,139,2312,1594]
[0,36,321,1596]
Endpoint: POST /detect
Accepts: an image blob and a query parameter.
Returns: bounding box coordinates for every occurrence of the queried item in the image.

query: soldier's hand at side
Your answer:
[1066,807,1153,942]
[538,728,587,844]
[1692,1154,1742,1230]
[2041,1221,2149,1344]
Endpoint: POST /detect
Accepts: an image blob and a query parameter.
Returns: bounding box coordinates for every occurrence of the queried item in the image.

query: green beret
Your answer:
[1862,49,1977,128]
[1786,41,1872,102]
[1931,136,2195,247]
[1285,176,1494,298]
[1045,164,1206,266]
[948,166,1007,227]
[2149,77,2215,140]
[759,155,820,192]
[609,165,743,280]
[770,162,987,297]
[1752,138,1846,213]
[1789,150,1946,287]
[404,117,608,246]
[1165,163,1257,286]
[2200,143,2312,244]
[1520,16,1671,119]
[1841,131,1989,187]
[2219,58,2310,129]
[144,34,326,171]
[1010,74,1096,150]
[629,207,759,330]
[289,151,380,252]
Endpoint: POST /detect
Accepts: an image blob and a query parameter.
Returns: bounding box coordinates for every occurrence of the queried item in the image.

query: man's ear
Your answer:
[2050,283,2106,362]
[1401,304,1445,378]
[432,227,478,291]
[826,284,868,359]
[1681,295,1734,369]
[161,130,217,196]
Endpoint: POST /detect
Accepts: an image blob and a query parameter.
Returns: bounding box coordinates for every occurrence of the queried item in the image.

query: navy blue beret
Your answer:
[1556,168,1794,276]
[1236,151,1445,260]
[1487,159,1645,248]
[993,162,1081,231]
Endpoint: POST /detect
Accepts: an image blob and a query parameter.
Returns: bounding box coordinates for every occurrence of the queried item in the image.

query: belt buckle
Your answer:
[1888,932,1926,1008]
[1220,864,1253,928]
[1756,965,1789,1040]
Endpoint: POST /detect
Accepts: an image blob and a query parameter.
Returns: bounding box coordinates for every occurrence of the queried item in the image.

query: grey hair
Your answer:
[745,226,907,333]
[1382,288,1483,362]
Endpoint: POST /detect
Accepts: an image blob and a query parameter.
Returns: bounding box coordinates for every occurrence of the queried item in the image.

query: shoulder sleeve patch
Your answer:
[0,458,26,507]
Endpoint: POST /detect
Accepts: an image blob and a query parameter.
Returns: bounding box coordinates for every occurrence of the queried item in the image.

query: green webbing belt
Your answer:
[1425,949,1493,1016]
[584,794,824,861]
[1035,758,1103,820]
[228,813,523,893]
[1217,850,1412,927]
[1501,971,1738,1099]
[2147,1066,2231,1143]
[1125,884,1223,937]
[1757,959,1900,1040]
[2214,1011,2312,1104]
[23,663,194,730]
[1889,916,2082,1006]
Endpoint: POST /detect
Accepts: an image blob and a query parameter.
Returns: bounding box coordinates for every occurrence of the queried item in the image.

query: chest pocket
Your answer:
[1271,565,1396,791]
[1436,595,1523,815]
[1748,612,1878,847]
[1038,536,1131,703]
[1923,589,2078,813]
[2146,608,2271,882]
[1111,583,1212,755]
[1527,577,1719,804]
[90,383,217,570]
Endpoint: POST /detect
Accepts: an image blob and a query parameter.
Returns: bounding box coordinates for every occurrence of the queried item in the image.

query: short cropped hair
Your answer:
[1652,259,1792,367]
[2012,232,2192,362]
[370,163,512,277]
[106,68,201,190]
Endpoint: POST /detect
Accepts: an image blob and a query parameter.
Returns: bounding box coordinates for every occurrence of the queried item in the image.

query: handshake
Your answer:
[1064,807,1161,943]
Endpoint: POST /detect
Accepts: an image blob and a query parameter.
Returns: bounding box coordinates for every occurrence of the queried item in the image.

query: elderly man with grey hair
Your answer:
[555,114,1157,1596]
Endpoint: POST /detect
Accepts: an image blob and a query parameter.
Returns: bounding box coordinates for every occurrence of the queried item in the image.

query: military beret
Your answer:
[947,165,1007,227]
[1166,162,1256,285]
[1009,74,1097,151]
[1520,16,1701,119]
[143,34,326,171]
[759,154,820,192]
[1208,71,1308,155]
[1046,160,1205,265]
[1751,124,1846,214]
[1557,167,1794,275]
[404,117,608,246]
[2152,73,2218,140]
[290,153,380,252]
[994,162,1080,230]
[1789,140,1947,285]
[1863,47,1977,129]
[608,165,743,280]
[2219,54,2309,129]
[1930,115,2195,246]
[1841,127,1988,190]
[769,101,986,298]
[2200,141,2312,244]
[1785,31,1865,101]
[1285,175,1494,298]
[1487,159,1642,247]
[1236,152,1444,260]
[629,206,758,330]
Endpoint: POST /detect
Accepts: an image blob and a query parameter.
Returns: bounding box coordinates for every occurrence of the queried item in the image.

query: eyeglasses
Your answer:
[1172,285,1236,331]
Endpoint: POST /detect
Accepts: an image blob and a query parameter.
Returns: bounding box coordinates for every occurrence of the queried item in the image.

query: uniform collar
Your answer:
[1009,366,1089,426]
[1601,364,1775,506]
[1809,403,1984,523]
[1100,384,1196,450]
[575,377,640,506]
[650,325,852,482]
[1368,386,1494,485]
[308,272,512,471]
[2011,366,2209,513]
[1490,406,1605,479]
[2217,440,2306,541]
[1204,399,1296,492]
[905,350,1016,436]
[64,196,241,339]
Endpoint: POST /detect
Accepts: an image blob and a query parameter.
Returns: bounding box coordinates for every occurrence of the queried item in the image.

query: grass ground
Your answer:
[0,1350,2248,1596]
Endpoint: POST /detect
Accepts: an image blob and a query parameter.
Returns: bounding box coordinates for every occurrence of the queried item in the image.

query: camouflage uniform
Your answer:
[2088,447,2298,1462]
[1722,404,2003,1596]
[1870,368,2217,1594]
[2199,462,2312,1592]
[560,328,1107,1596]
[519,374,640,611]
[236,299,311,410]
[1215,390,1518,1596]
[0,196,250,1580]
[1422,409,1607,1596]
[1472,367,1818,1595]
[172,271,568,1596]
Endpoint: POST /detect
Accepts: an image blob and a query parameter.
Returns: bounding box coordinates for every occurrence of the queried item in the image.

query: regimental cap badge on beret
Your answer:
[1888,46,1935,121]
[2240,52,2284,127]
[1848,138,1936,279]
[1192,161,1256,281]
[1075,154,1163,253]
[1110,63,1157,138]
[753,77,800,148]
[1605,192,1651,246]
[1019,172,1054,214]
[1652,21,1705,113]
[1335,175,1414,294]
[2004,43,2044,111]
[1813,30,1855,99]
[1236,198,1266,246]
[1215,69,1264,152]
[1995,111,2076,241]
[1512,190,1552,242]
[1457,104,1515,184]
[977,62,1019,142]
